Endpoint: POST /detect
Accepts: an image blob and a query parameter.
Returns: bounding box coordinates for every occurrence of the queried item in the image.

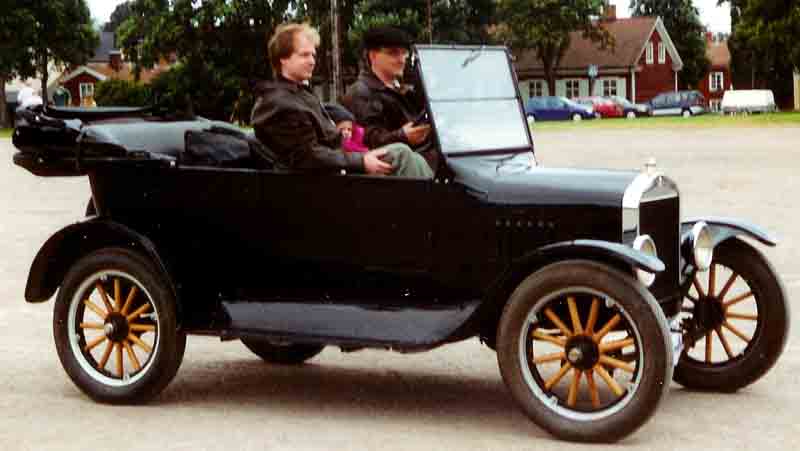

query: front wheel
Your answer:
[674,238,789,391]
[54,247,186,404]
[626,111,636,119]
[681,109,692,118]
[497,260,672,442]
[572,113,583,122]
[241,337,324,365]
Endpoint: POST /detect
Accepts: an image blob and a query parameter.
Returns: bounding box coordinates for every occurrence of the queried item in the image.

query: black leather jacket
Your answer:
[251,77,363,173]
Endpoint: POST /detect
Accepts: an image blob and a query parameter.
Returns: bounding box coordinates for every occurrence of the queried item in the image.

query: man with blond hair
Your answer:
[251,23,432,177]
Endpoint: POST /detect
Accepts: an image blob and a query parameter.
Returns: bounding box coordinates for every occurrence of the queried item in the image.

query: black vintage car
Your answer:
[11,46,789,442]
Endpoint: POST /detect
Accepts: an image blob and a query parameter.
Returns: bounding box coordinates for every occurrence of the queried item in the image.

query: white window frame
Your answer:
[658,43,666,64]
[565,79,580,98]
[530,79,546,97]
[79,82,95,100]
[645,41,654,64]
[710,71,724,92]
[602,79,618,97]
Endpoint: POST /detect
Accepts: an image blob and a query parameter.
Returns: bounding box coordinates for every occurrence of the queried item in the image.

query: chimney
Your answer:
[604,4,617,20]
[109,50,122,72]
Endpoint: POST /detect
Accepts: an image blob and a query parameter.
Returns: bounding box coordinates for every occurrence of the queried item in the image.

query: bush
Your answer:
[94,79,151,107]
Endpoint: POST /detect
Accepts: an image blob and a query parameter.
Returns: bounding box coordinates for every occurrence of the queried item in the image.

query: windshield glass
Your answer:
[416,46,531,154]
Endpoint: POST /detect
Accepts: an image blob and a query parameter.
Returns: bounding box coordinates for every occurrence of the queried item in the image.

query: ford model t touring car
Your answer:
[12,46,789,442]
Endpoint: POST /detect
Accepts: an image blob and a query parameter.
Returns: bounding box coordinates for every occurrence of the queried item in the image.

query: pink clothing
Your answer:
[342,124,369,153]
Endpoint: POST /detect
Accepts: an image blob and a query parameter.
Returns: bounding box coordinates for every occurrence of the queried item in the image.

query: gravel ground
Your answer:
[1,126,798,450]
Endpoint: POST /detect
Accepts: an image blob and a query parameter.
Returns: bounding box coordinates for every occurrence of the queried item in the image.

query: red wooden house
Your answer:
[697,33,733,112]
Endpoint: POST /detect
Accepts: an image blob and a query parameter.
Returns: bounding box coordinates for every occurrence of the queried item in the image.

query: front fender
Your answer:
[24,218,175,304]
[533,240,665,273]
[682,216,778,248]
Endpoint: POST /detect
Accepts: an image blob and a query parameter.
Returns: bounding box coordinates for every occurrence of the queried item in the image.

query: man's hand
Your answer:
[363,148,394,175]
[401,122,431,146]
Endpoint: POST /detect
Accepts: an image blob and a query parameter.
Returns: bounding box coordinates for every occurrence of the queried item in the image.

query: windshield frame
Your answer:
[413,44,535,159]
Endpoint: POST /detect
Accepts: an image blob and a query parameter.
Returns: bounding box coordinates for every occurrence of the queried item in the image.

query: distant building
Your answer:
[697,33,733,112]
[514,6,684,104]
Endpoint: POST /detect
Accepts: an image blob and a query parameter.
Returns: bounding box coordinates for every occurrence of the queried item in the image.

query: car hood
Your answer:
[448,154,639,207]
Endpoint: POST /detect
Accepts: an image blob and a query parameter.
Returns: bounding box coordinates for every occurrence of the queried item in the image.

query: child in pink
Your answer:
[324,103,369,153]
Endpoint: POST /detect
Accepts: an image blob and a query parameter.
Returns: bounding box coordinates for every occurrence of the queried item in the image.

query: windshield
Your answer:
[416,46,532,155]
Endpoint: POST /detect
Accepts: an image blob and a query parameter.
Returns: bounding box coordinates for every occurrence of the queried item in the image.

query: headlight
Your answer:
[689,222,713,271]
[633,235,657,287]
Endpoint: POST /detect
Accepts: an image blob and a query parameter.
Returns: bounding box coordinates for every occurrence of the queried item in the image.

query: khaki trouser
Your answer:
[378,142,434,179]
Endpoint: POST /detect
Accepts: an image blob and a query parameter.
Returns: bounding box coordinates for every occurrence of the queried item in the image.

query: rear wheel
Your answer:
[681,109,692,118]
[497,260,672,442]
[674,239,789,391]
[626,111,636,119]
[572,113,583,122]
[54,247,186,404]
[241,337,324,365]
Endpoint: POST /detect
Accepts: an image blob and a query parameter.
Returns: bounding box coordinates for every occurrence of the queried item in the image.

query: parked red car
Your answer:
[575,96,624,118]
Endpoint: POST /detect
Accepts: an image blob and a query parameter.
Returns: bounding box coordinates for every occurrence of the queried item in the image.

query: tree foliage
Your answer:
[630,0,710,88]
[95,79,151,107]
[103,1,134,32]
[0,7,37,126]
[496,0,612,95]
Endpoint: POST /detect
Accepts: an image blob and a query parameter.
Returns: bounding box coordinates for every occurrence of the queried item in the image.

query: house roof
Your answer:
[515,16,683,73]
[59,62,170,85]
[707,39,730,68]
[90,32,117,62]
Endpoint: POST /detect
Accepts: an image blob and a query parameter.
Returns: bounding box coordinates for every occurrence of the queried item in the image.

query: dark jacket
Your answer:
[251,77,363,173]
[344,69,438,170]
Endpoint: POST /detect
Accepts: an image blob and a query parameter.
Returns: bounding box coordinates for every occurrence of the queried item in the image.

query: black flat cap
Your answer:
[362,26,412,50]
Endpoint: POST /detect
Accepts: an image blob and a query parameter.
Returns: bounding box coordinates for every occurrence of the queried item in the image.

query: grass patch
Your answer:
[530,111,800,132]
[0,128,12,138]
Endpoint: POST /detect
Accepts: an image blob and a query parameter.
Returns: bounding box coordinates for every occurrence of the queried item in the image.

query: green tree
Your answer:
[496,0,612,96]
[0,7,37,126]
[103,1,133,32]
[95,79,151,106]
[630,0,710,88]
[729,0,799,103]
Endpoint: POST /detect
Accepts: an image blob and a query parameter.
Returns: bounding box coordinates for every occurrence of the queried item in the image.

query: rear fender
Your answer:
[682,217,778,248]
[24,218,176,307]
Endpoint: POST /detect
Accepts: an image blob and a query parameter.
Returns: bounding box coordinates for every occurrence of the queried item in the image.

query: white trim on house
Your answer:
[710,71,724,92]
[646,42,654,64]
[658,42,666,64]
[631,68,637,102]
[635,17,684,72]
[59,65,108,84]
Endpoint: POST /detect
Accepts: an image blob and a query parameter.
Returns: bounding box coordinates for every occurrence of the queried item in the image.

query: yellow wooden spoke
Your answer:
[121,285,138,315]
[97,340,114,370]
[532,330,566,348]
[708,264,716,297]
[127,333,152,353]
[533,351,565,364]
[592,314,621,342]
[715,327,734,359]
[594,365,624,397]
[726,311,758,321]
[717,273,738,302]
[115,343,123,377]
[705,332,713,363]
[84,335,107,352]
[126,303,151,322]
[585,298,600,334]
[123,341,141,371]
[544,308,573,337]
[545,362,573,390]
[599,337,635,353]
[95,282,114,313]
[129,323,156,332]
[599,355,635,373]
[586,370,600,408]
[83,299,108,319]
[79,322,104,330]
[567,369,582,407]
[113,278,122,312]
[692,277,706,298]
[567,296,583,335]
[723,291,753,309]
[723,321,751,343]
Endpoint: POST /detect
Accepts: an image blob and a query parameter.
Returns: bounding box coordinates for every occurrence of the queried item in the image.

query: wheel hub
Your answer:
[693,297,726,331]
[104,313,130,342]
[564,335,599,370]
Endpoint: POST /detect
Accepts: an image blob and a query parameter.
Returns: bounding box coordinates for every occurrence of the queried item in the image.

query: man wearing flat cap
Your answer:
[344,26,438,172]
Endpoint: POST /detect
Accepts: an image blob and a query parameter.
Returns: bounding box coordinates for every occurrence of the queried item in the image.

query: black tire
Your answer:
[674,239,789,392]
[496,260,672,442]
[241,337,324,365]
[681,109,692,118]
[571,113,583,122]
[54,247,186,404]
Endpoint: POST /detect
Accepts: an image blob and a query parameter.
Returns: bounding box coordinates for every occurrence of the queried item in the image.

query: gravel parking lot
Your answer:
[1,126,798,450]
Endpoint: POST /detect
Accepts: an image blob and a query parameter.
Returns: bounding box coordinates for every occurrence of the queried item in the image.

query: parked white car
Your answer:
[721,90,777,114]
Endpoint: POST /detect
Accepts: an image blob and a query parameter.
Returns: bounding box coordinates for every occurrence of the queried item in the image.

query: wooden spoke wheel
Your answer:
[54,248,185,404]
[674,239,789,392]
[497,261,671,443]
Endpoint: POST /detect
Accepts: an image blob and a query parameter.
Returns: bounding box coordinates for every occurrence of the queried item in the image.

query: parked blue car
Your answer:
[525,96,596,122]
[648,90,707,117]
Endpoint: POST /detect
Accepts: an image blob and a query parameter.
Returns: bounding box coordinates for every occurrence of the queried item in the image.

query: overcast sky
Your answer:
[87,0,732,33]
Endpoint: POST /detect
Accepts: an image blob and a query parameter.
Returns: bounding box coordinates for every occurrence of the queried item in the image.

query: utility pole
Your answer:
[427,0,433,43]
[331,0,341,101]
